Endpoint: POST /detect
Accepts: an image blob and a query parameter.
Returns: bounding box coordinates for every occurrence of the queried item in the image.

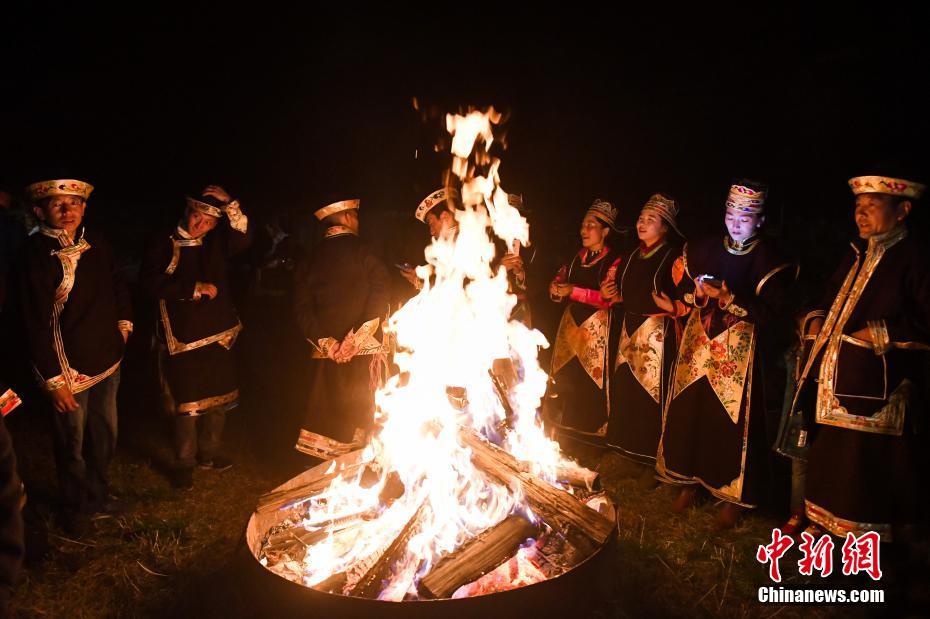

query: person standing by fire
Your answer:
[140,185,251,490]
[293,199,391,459]
[600,194,688,483]
[18,178,132,534]
[544,199,622,451]
[656,181,796,528]
[401,188,530,325]
[788,171,929,543]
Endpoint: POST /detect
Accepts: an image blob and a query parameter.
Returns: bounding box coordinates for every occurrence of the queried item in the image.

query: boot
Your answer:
[672,486,698,513]
[715,502,745,529]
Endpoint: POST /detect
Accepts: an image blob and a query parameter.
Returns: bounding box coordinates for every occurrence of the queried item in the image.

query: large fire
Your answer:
[257,108,611,601]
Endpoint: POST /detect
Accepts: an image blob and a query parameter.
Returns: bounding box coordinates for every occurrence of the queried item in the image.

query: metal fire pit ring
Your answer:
[238,469,618,619]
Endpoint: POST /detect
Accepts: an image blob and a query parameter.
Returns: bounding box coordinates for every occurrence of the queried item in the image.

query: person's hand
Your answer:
[806,317,824,337]
[549,280,561,298]
[335,338,359,363]
[400,266,420,288]
[601,280,618,299]
[555,283,574,297]
[202,185,231,203]
[652,291,674,313]
[701,279,729,301]
[49,385,79,413]
[500,253,524,275]
[199,283,218,300]
[326,341,341,361]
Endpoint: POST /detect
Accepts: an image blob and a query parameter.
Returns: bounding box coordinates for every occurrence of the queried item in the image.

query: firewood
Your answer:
[349,499,431,599]
[555,463,600,491]
[418,514,538,599]
[460,429,615,546]
[256,450,368,513]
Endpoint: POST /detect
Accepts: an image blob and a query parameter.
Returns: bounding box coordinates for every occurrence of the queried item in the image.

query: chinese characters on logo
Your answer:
[756,529,882,582]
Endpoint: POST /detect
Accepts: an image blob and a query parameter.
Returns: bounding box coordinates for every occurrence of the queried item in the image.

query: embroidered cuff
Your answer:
[44,374,67,392]
[118,320,134,334]
[224,200,248,233]
[867,319,891,355]
[1,388,22,416]
[685,292,709,308]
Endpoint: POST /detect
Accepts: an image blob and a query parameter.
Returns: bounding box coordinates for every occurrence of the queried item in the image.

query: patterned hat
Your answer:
[314,199,360,221]
[415,188,459,222]
[26,179,93,202]
[725,184,766,214]
[848,175,925,200]
[586,198,619,230]
[186,196,225,218]
[642,193,682,236]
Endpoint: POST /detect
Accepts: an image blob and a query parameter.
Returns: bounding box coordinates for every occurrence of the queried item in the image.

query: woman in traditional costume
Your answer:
[601,194,688,483]
[657,181,797,527]
[544,199,622,450]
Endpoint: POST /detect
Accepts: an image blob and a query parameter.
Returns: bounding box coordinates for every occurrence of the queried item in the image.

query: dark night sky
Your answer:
[2,5,928,279]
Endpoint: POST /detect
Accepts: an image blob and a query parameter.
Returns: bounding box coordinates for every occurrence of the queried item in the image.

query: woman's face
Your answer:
[724,207,762,242]
[636,209,667,245]
[580,213,608,250]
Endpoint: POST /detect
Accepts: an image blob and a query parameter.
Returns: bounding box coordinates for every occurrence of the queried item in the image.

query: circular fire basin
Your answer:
[241,506,617,619]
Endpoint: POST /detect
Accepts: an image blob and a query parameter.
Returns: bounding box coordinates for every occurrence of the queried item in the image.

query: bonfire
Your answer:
[251,108,616,601]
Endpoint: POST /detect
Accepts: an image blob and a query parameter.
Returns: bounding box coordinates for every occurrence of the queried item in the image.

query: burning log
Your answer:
[418,514,539,599]
[349,499,432,599]
[256,450,368,513]
[460,429,615,545]
[555,463,600,491]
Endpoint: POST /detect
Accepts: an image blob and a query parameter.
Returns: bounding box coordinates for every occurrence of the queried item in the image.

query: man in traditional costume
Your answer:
[790,172,928,542]
[601,194,688,481]
[140,185,251,490]
[19,178,132,533]
[544,199,622,450]
[293,199,391,459]
[657,181,796,527]
[402,188,530,324]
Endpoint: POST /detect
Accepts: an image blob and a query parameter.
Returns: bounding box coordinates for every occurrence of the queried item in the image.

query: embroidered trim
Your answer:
[177,388,239,415]
[615,316,664,403]
[166,234,202,275]
[724,234,760,256]
[224,200,248,234]
[324,225,357,239]
[550,307,609,388]
[158,299,242,355]
[808,227,908,432]
[756,263,798,296]
[806,500,893,542]
[39,360,121,395]
[672,312,755,424]
[310,318,386,359]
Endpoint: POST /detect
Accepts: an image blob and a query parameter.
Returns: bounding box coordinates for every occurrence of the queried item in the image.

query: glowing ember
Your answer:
[257,107,609,600]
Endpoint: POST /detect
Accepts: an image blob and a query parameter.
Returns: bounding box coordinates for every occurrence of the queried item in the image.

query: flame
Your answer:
[288,108,577,598]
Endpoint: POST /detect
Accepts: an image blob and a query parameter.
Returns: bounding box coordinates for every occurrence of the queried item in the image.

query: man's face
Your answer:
[854,193,906,239]
[186,208,220,238]
[724,207,762,242]
[424,209,452,239]
[34,195,86,235]
[580,213,608,249]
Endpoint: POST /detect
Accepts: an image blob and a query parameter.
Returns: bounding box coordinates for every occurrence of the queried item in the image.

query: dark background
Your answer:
[2,5,928,285]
